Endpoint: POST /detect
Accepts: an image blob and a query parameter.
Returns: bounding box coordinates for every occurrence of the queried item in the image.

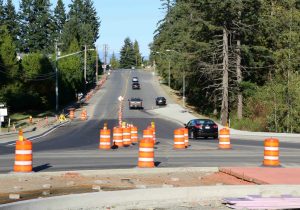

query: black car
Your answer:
[128,97,143,109]
[132,82,140,89]
[185,119,218,139]
[132,77,138,82]
[155,97,167,106]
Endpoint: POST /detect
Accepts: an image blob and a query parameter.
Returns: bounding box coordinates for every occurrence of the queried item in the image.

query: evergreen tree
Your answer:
[61,0,99,49]
[133,40,142,68]
[110,52,119,69]
[0,0,4,25]
[119,37,135,69]
[3,0,19,43]
[53,0,66,42]
[19,0,54,53]
[82,0,100,44]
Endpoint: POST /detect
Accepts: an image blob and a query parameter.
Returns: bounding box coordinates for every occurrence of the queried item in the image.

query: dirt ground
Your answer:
[0,170,254,205]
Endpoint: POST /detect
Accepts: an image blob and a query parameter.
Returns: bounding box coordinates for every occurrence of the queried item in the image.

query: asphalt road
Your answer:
[0,70,300,173]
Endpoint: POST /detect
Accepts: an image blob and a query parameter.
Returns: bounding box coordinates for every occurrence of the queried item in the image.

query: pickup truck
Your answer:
[128,97,143,109]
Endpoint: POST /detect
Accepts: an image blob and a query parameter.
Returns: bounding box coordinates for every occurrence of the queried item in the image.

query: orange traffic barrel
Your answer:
[113,127,123,147]
[218,128,231,149]
[122,127,131,146]
[69,109,75,120]
[263,138,280,167]
[131,126,138,143]
[143,129,153,143]
[81,109,87,121]
[14,136,32,172]
[182,128,189,147]
[147,126,156,144]
[138,138,154,168]
[99,129,111,150]
[174,129,185,149]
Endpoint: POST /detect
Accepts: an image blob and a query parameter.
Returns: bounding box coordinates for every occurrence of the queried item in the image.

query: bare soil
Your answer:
[0,170,254,205]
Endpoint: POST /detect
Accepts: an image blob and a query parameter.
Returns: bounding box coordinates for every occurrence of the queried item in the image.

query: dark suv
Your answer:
[155,97,167,106]
[185,119,218,139]
[132,82,140,89]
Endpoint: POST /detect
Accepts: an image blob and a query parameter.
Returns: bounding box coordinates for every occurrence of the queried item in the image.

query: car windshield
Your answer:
[195,119,214,125]
[131,98,142,101]
[157,97,165,100]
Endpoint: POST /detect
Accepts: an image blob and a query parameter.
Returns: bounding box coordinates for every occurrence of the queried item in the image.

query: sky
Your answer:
[12,0,165,58]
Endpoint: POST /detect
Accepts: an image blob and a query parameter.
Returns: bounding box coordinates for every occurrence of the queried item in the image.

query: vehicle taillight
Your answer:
[195,124,202,129]
[213,124,218,129]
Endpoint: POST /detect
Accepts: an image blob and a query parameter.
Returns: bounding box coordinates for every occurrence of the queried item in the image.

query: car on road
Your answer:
[128,97,143,109]
[185,119,218,139]
[155,96,167,106]
[132,82,140,89]
[132,77,138,82]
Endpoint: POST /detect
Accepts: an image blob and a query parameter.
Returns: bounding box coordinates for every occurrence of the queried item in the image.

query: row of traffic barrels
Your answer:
[13,127,281,172]
[99,125,156,149]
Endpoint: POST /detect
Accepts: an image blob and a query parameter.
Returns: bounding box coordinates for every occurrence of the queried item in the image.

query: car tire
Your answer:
[189,131,196,140]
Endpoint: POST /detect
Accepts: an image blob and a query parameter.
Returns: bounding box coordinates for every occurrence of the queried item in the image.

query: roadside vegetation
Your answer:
[151,0,300,133]
[0,0,101,118]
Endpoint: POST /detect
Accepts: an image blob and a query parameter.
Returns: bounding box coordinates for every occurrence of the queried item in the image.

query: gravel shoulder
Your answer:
[0,168,253,205]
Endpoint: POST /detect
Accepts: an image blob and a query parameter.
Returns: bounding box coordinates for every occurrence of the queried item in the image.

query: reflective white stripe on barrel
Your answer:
[138,158,154,162]
[123,133,130,135]
[174,142,185,145]
[143,135,152,138]
[114,140,123,142]
[131,131,138,134]
[100,142,111,145]
[219,135,230,138]
[264,147,279,151]
[139,148,154,152]
[174,135,184,138]
[113,134,122,137]
[264,156,279,160]
[100,135,110,138]
[15,150,32,155]
[15,161,32,165]
[219,142,230,145]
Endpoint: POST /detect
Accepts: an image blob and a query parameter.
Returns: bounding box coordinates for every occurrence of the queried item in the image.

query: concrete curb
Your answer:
[1,185,300,210]
[2,167,219,178]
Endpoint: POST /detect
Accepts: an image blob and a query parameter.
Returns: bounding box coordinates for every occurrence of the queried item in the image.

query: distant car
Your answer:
[131,66,135,70]
[155,97,167,106]
[128,97,143,109]
[185,119,218,139]
[132,82,140,89]
[132,77,138,82]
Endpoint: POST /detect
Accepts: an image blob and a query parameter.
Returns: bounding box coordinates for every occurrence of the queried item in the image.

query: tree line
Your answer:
[110,37,143,70]
[151,0,300,132]
[0,0,101,113]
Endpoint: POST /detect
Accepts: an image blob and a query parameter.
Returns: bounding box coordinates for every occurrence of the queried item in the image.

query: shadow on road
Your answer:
[33,163,52,172]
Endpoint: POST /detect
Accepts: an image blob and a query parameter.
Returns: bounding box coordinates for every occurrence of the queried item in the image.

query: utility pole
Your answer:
[236,10,242,120]
[103,44,108,73]
[168,59,171,87]
[55,43,59,112]
[84,44,87,82]
[96,46,98,83]
[221,26,229,126]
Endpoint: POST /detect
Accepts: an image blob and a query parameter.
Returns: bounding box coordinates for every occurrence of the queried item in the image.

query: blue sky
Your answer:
[12,0,165,58]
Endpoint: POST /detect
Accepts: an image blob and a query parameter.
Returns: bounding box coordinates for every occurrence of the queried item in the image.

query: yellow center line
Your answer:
[121,70,131,98]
